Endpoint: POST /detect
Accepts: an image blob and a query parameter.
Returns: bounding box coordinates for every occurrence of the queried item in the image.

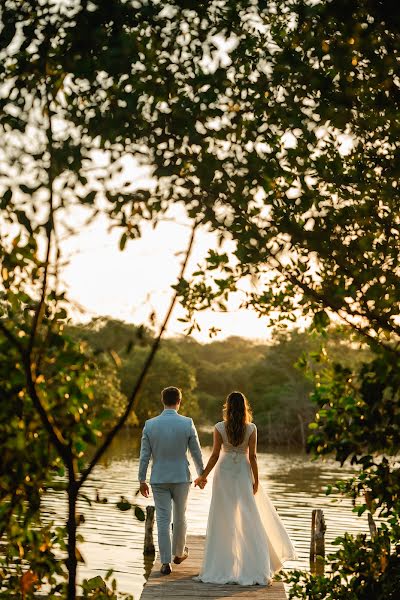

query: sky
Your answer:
[60,204,275,343]
[54,120,354,344]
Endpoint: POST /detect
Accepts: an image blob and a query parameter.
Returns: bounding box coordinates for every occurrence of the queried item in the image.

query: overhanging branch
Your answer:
[28,86,55,358]
[23,354,70,462]
[269,255,400,354]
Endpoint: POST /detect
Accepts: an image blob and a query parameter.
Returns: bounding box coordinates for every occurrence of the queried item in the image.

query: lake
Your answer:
[42,428,371,598]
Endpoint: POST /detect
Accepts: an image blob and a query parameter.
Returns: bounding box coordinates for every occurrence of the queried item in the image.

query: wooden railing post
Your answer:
[144,505,155,555]
[310,509,326,575]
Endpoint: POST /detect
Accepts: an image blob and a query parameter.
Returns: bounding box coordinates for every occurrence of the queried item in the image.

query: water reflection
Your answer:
[42,428,370,599]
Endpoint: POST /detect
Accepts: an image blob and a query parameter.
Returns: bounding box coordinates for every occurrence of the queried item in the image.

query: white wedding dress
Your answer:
[195,421,297,586]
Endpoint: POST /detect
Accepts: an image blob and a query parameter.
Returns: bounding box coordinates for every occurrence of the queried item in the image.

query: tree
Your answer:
[168,334,267,423]
[125,0,400,347]
[0,2,197,597]
[120,345,199,423]
[2,0,400,598]
[67,318,153,357]
[286,346,400,599]
[232,327,370,447]
[245,330,316,446]
[89,353,135,426]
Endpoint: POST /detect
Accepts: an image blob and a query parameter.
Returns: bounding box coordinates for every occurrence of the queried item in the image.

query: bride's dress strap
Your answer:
[214,421,226,440]
[243,422,255,443]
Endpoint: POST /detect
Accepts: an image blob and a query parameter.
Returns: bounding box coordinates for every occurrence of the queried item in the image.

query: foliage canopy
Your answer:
[1,0,400,598]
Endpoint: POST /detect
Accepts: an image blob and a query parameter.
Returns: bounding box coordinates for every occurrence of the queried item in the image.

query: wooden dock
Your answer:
[141,534,287,599]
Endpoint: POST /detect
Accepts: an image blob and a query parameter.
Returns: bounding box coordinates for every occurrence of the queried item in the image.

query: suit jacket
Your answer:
[138,409,204,484]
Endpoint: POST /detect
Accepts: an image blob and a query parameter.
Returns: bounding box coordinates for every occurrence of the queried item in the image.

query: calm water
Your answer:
[42,428,371,598]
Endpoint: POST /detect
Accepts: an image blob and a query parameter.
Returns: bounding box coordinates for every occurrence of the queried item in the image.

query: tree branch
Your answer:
[276,218,400,337]
[78,222,198,488]
[0,320,26,357]
[19,82,71,464]
[22,354,70,462]
[269,256,400,355]
[28,85,55,359]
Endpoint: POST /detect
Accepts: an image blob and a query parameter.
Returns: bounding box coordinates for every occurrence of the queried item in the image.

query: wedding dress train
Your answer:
[195,421,297,585]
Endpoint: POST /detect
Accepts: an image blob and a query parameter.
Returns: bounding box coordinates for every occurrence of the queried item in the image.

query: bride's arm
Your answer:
[194,428,222,486]
[249,428,259,494]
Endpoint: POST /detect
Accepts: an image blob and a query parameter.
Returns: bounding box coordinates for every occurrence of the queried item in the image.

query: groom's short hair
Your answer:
[162,386,182,406]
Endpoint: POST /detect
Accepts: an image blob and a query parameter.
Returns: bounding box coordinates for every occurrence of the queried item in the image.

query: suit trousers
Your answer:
[151,482,191,564]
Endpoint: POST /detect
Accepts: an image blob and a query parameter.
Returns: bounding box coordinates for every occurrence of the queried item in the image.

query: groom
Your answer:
[138,386,206,575]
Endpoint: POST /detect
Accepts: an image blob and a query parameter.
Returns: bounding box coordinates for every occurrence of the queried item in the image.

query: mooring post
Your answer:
[310,509,316,565]
[310,509,326,575]
[144,505,155,555]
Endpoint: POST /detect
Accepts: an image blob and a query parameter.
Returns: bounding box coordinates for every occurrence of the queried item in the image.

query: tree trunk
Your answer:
[297,412,306,450]
[368,512,377,538]
[67,476,78,600]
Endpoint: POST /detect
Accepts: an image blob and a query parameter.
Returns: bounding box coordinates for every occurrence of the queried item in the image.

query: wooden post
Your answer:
[315,509,326,575]
[310,509,326,575]
[144,505,155,555]
[310,509,316,564]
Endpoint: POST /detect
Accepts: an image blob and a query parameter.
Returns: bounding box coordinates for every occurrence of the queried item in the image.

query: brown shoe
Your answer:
[173,546,189,565]
[160,563,172,575]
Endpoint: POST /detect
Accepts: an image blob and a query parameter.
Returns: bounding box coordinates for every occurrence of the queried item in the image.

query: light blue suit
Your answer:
[138,409,204,564]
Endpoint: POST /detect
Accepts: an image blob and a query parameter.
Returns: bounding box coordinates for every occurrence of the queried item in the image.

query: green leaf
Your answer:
[134,505,145,521]
[82,190,96,205]
[1,188,12,208]
[116,497,131,511]
[15,210,33,234]
[119,232,128,251]
[312,310,330,332]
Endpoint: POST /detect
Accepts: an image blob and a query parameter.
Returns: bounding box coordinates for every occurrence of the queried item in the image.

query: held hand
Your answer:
[140,482,150,498]
[253,481,259,495]
[194,475,207,489]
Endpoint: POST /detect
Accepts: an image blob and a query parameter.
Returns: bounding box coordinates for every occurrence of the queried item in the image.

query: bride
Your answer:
[194,391,297,586]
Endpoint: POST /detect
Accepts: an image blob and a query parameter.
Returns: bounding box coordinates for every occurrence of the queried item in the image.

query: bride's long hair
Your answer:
[223,391,253,447]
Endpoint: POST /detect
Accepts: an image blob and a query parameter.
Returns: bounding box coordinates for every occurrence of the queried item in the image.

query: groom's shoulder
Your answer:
[144,414,161,427]
[178,414,193,424]
[175,414,195,430]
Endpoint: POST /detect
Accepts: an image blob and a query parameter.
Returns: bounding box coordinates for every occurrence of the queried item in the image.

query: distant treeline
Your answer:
[67,318,370,448]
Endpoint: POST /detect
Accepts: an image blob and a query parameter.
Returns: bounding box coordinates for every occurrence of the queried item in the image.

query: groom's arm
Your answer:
[188,419,204,477]
[138,422,151,484]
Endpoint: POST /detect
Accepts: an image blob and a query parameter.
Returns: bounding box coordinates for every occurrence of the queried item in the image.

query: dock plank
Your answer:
[141,535,287,599]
